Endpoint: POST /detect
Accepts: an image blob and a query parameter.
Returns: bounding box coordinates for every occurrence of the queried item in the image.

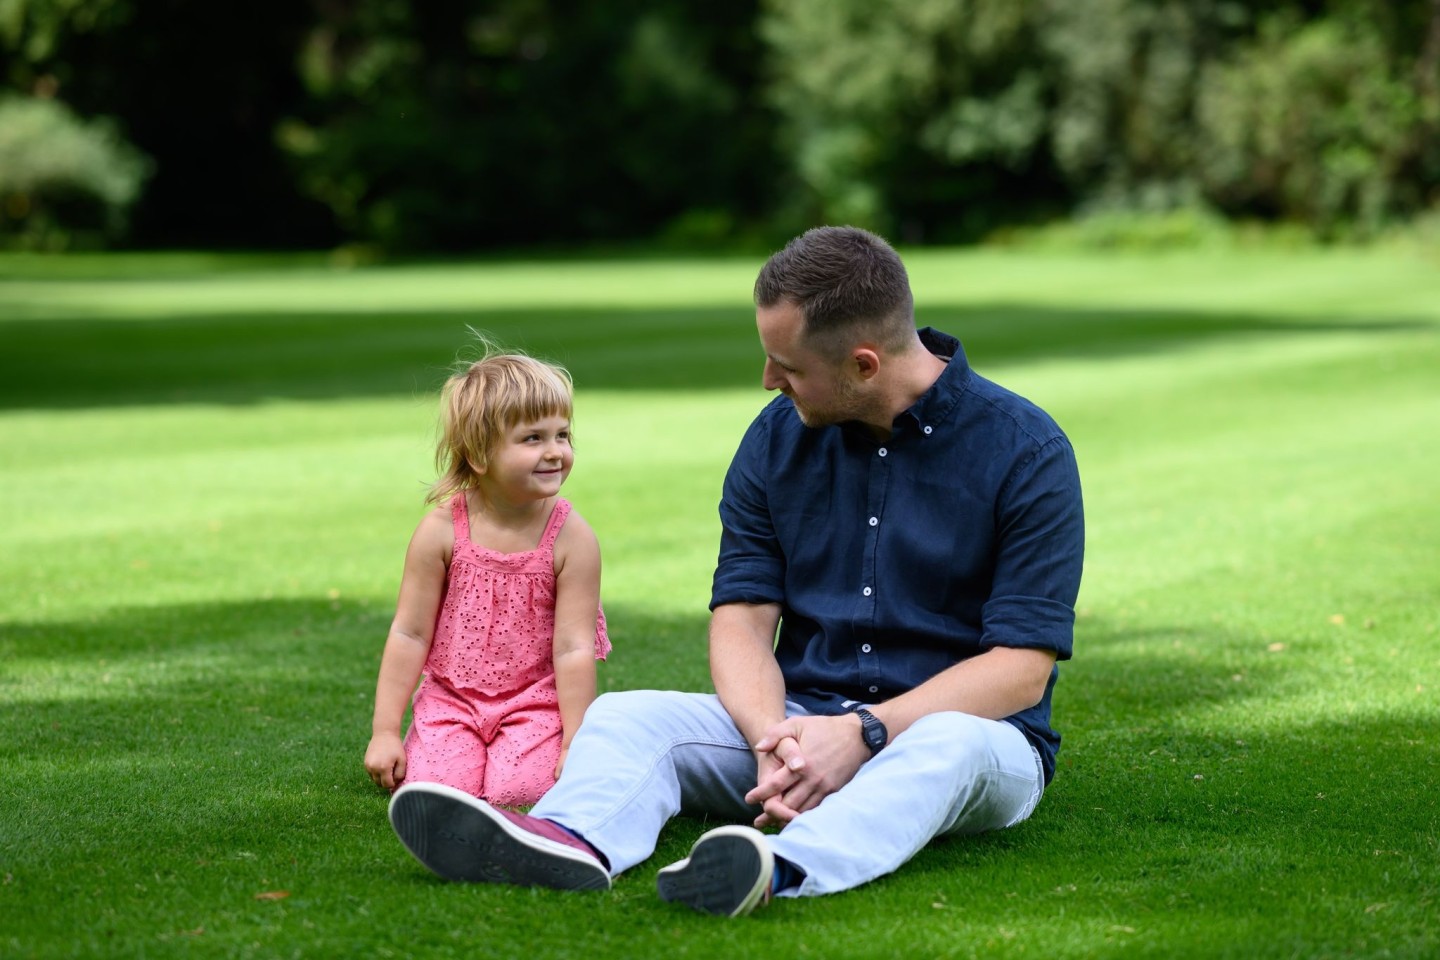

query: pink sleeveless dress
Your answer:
[402,495,610,806]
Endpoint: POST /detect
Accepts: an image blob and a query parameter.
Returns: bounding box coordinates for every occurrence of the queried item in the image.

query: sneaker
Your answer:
[656,825,774,916]
[388,781,610,890]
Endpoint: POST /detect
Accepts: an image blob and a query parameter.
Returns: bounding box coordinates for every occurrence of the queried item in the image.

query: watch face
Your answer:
[859,711,886,752]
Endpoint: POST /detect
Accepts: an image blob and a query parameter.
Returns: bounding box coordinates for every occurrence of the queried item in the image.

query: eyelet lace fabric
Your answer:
[401,494,610,806]
[427,495,610,690]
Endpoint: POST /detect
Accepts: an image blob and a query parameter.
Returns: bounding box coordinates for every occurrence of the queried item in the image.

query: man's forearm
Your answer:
[708,602,787,748]
[870,645,1056,737]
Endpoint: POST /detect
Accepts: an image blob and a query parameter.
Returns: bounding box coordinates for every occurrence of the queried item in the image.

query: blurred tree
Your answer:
[1416,0,1440,215]
[1039,0,1255,212]
[1186,1,1440,236]
[759,0,1062,242]
[759,0,1440,241]
[0,94,150,248]
[1,0,340,248]
[280,0,778,251]
[3,0,1437,249]
[0,0,152,246]
[0,0,129,80]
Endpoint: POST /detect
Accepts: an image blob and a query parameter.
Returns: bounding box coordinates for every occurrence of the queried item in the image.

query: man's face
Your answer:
[756,300,861,428]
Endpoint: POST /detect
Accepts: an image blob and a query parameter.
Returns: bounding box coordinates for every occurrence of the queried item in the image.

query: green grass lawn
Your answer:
[1,247,1437,959]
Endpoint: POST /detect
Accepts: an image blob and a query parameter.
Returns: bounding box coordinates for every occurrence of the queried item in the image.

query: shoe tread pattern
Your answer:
[656,833,767,916]
[390,789,608,890]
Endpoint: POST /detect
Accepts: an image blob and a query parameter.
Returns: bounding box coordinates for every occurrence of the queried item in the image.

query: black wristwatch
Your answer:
[855,708,888,757]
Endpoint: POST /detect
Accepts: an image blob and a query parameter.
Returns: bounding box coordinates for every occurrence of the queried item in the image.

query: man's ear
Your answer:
[852,346,881,381]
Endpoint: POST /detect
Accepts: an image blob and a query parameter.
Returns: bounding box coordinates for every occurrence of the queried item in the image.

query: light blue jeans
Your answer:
[531,690,1045,896]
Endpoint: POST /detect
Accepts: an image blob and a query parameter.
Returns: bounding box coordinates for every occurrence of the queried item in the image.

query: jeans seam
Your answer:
[1003,746,1045,828]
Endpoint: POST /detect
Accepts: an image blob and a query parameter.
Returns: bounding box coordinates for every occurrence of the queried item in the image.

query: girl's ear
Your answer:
[467,456,487,476]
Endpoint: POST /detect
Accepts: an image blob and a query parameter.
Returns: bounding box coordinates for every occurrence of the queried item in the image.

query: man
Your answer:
[387,225,1084,916]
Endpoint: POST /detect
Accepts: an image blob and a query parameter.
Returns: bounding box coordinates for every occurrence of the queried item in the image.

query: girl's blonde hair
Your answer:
[428,345,574,506]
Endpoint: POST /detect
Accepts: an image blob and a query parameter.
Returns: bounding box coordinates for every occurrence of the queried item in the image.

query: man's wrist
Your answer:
[855,708,888,756]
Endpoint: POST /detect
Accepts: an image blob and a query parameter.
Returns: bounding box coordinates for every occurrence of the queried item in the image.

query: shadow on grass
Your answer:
[0,597,712,770]
[0,602,1297,769]
[6,598,1433,836]
[4,598,1436,958]
[0,595,716,892]
[2,304,1429,410]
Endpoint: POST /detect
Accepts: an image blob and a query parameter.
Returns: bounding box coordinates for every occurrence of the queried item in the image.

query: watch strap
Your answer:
[856,707,888,756]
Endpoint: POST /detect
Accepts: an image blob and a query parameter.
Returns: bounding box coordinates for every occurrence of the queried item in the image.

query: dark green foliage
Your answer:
[1196,8,1440,236]
[0,95,151,248]
[765,0,1440,240]
[276,0,779,251]
[2,0,1439,248]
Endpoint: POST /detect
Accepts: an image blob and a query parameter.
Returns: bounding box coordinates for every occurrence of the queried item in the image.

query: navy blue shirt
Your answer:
[710,328,1084,783]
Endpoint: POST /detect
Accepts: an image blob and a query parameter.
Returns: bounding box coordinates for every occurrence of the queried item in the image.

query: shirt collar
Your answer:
[833,327,972,441]
[897,327,970,433]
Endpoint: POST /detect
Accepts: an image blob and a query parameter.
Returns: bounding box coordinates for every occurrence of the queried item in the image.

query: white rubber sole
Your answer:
[656,825,773,916]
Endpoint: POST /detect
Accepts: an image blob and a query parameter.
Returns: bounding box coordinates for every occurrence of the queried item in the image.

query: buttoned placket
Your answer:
[856,440,891,696]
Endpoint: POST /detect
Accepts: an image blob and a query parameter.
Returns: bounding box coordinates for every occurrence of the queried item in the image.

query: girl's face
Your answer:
[478,414,574,504]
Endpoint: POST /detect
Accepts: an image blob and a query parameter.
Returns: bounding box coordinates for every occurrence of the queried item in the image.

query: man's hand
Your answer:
[748,733,806,826]
[745,714,871,827]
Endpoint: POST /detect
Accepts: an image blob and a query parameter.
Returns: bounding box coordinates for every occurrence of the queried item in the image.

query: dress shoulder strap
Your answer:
[538,497,572,552]
[450,493,471,544]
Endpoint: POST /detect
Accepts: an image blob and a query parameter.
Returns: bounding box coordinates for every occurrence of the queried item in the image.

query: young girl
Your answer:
[364,349,610,807]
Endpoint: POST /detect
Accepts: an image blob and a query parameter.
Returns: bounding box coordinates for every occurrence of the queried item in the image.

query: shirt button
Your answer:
[923,425,933,435]
[861,643,872,653]
[868,685,879,694]
[862,586,872,597]
[878,447,888,457]
[868,516,878,527]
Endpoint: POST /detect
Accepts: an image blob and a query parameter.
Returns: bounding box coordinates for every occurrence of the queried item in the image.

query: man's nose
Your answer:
[762,359,785,392]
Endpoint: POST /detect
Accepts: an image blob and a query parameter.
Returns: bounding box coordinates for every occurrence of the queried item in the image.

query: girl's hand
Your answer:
[364,732,407,791]
[554,745,570,780]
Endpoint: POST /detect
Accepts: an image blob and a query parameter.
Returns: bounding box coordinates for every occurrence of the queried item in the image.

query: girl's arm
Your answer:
[364,508,450,791]
[551,510,603,778]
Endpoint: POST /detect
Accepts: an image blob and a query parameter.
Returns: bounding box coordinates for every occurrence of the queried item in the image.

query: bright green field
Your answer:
[1,248,1437,959]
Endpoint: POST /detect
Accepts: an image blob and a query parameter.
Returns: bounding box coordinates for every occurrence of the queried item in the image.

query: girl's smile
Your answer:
[480,415,575,505]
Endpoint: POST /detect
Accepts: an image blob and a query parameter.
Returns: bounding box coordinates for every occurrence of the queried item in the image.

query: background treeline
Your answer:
[2,0,1439,251]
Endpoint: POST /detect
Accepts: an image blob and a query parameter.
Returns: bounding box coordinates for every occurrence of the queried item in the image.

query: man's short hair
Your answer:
[753,225,915,357]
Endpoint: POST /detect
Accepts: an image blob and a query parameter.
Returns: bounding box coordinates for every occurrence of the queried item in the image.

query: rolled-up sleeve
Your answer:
[980,435,1084,660]
[711,412,787,610]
